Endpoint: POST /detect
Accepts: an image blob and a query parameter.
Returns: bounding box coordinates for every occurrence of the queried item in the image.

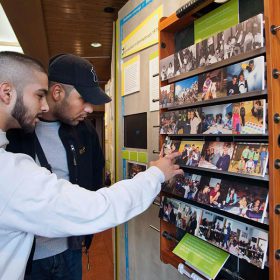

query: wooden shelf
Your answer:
[161,190,269,231]
[179,165,269,182]
[164,90,267,110]
[168,47,266,83]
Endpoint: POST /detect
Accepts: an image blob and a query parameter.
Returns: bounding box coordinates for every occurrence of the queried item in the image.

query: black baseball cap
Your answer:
[48,54,111,105]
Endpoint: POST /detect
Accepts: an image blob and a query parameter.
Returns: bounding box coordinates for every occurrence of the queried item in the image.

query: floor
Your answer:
[82,229,114,280]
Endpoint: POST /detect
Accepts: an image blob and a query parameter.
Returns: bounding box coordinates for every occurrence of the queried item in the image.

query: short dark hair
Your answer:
[0,51,46,73]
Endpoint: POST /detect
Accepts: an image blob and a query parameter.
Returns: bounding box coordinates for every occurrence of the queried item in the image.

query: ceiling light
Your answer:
[91,42,102,48]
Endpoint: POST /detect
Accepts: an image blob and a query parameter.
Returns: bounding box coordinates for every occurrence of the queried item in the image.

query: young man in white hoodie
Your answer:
[0,51,182,280]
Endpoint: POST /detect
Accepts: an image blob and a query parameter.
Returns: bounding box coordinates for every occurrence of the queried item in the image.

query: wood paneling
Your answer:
[1,0,128,83]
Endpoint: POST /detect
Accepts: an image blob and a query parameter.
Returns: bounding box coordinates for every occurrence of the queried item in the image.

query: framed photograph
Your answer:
[160,54,175,81]
[228,143,268,177]
[174,76,199,105]
[201,103,233,135]
[159,84,175,108]
[198,142,235,171]
[198,68,227,101]
[126,161,147,179]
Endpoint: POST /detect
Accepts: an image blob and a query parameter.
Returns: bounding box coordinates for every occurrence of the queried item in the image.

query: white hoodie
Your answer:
[0,130,164,279]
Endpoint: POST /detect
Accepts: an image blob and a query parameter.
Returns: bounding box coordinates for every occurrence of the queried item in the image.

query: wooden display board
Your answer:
[158,0,280,279]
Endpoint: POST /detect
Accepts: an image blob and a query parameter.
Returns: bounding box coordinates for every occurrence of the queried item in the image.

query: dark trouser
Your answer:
[25,249,82,280]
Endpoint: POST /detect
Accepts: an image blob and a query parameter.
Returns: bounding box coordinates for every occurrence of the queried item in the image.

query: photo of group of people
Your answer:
[126,161,147,179]
[159,84,175,108]
[198,210,268,269]
[159,14,264,81]
[229,143,268,177]
[174,76,199,105]
[159,196,202,236]
[159,55,265,109]
[160,98,266,135]
[162,172,268,224]
[161,137,269,178]
[227,56,265,95]
[199,141,268,177]
[159,197,268,269]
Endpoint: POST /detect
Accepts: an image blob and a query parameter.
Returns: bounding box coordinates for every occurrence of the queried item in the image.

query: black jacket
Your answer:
[6,120,105,250]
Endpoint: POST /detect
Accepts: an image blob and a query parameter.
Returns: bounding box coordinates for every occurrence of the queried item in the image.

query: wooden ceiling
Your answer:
[1,0,128,84]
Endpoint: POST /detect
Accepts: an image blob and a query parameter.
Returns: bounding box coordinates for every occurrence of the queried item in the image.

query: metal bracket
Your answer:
[153,150,160,154]
[273,69,280,79]
[275,204,280,215]
[274,113,280,123]
[275,159,280,169]
[152,98,159,102]
[275,249,280,260]
[271,25,280,35]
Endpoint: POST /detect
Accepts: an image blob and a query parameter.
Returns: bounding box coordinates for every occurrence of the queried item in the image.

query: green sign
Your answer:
[194,0,239,43]
[173,234,229,280]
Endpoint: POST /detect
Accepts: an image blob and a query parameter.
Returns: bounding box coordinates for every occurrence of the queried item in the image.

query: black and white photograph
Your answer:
[201,103,233,135]
[226,56,265,95]
[126,161,147,179]
[174,76,199,105]
[198,67,227,101]
[223,14,264,60]
[174,44,197,75]
[198,142,235,171]
[159,84,175,108]
[228,143,268,177]
[160,54,175,81]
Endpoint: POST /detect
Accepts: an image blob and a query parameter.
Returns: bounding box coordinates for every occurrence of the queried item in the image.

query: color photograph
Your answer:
[160,111,179,134]
[162,172,201,199]
[228,143,268,177]
[126,161,147,179]
[201,103,233,135]
[162,136,181,156]
[198,68,227,101]
[232,100,266,134]
[174,76,199,105]
[159,84,175,108]
[178,140,205,167]
[226,56,265,95]
[198,142,235,171]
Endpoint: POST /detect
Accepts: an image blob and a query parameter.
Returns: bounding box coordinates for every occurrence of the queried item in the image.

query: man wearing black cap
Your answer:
[7,54,111,279]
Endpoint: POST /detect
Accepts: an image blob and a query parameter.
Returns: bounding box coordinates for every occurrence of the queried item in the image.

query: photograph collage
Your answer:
[160,98,266,135]
[159,196,268,269]
[160,13,264,81]
[159,55,265,109]
[161,137,269,177]
[161,172,268,224]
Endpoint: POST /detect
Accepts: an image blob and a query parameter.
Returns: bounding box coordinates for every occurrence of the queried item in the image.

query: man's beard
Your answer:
[11,95,35,133]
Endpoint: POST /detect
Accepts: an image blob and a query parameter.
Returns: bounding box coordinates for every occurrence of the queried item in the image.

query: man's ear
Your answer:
[0,82,13,104]
[51,84,65,101]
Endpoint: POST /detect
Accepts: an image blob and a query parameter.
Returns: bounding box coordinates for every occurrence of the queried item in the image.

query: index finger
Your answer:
[165,151,181,160]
